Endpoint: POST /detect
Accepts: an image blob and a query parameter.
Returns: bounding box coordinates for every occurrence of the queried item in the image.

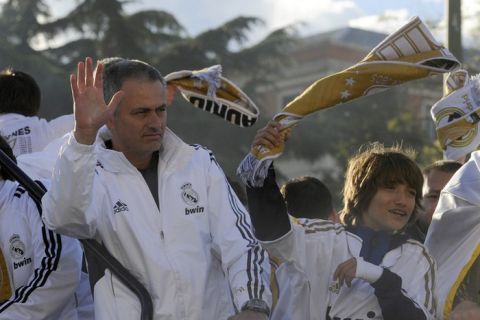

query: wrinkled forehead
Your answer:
[112,78,166,116]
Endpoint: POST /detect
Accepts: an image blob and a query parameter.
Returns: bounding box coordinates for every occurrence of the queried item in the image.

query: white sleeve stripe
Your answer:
[424,250,437,315]
[225,179,266,300]
[226,182,256,244]
[256,246,267,300]
[207,155,265,301]
[246,250,253,299]
[246,247,266,301]
[0,223,62,311]
[9,228,60,304]
[408,241,437,316]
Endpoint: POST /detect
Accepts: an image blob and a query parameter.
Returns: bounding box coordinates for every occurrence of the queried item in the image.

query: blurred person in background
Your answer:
[406,160,462,242]
[425,69,480,319]
[0,136,88,319]
[0,68,73,157]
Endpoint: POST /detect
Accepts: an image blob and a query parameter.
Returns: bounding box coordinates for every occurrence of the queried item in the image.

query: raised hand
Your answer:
[71,57,124,145]
[251,121,281,149]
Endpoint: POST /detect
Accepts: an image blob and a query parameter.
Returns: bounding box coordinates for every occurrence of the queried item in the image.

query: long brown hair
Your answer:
[341,143,423,230]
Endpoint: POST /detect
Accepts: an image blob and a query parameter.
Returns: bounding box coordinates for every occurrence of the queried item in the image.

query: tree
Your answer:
[39,0,185,70]
[0,0,72,118]
[0,0,50,54]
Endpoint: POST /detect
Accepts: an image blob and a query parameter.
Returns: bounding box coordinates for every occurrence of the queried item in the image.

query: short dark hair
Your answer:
[280,176,333,220]
[341,143,423,230]
[0,69,41,116]
[0,135,16,181]
[99,57,166,105]
[423,160,462,175]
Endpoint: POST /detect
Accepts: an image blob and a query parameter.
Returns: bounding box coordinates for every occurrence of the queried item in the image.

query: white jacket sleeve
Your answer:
[370,242,438,320]
[42,133,98,239]
[0,198,83,320]
[206,153,272,311]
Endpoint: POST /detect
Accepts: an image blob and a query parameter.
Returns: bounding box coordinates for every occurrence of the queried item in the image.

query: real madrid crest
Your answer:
[9,234,25,260]
[181,183,199,207]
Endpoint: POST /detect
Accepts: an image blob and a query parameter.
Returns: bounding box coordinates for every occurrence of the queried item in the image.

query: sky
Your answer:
[40,0,480,48]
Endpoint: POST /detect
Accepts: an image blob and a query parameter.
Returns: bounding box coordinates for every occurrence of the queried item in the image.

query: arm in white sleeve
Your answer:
[42,133,98,239]
[371,246,437,320]
[355,257,383,283]
[207,151,271,311]
[0,199,82,319]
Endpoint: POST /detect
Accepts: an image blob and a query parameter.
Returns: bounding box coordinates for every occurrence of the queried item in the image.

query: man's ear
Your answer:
[166,85,177,106]
[106,111,115,130]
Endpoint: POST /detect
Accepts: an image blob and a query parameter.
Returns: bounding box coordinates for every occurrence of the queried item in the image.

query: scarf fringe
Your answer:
[191,65,222,98]
[236,153,272,187]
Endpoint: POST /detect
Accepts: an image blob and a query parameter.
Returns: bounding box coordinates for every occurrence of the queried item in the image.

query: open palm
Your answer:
[71,57,123,145]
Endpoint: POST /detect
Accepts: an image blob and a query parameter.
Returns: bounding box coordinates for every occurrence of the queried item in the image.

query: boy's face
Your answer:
[362,182,416,232]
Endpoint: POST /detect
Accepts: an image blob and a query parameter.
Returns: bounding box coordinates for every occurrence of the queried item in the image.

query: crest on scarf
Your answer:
[431,69,480,161]
[9,234,25,260]
[180,183,199,207]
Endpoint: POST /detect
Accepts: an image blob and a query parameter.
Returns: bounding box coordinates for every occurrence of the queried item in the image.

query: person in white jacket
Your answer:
[243,121,437,320]
[0,68,73,157]
[0,136,84,319]
[42,57,271,320]
[424,155,480,320]
[425,69,480,320]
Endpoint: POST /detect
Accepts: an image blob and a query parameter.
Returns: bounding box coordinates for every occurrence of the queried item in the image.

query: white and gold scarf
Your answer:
[165,65,259,127]
[238,16,460,186]
[431,69,480,161]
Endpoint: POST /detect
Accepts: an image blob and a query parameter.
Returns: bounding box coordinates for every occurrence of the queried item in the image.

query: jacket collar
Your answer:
[95,126,193,174]
[346,225,407,267]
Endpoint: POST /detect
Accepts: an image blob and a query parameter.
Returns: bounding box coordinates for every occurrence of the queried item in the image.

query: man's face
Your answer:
[108,78,167,168]
[422,169,456,223]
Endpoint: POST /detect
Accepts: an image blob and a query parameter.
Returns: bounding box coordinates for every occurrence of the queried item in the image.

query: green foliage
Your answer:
[38,0,185,66]
[0,0,72,118]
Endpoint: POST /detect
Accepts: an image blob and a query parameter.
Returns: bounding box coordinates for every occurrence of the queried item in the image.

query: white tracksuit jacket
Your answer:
[42,128,271,320]
[425,151,480,319]
[0,179,84,320]
[0,113,73,157]
[262,220,437,320]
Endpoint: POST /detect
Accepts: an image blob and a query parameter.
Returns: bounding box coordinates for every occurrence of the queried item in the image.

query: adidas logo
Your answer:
[113,200,129,214]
